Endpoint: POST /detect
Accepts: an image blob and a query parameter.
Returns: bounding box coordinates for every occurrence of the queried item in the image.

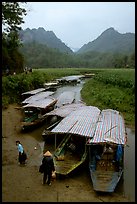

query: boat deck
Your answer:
[54,150,82,175]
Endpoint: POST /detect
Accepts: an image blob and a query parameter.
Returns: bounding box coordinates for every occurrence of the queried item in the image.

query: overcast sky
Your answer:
[21,2,135,49]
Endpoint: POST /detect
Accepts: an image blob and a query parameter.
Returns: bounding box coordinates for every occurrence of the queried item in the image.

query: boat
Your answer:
[44,81,60,91]
[21,91,54,105]
[57,75,84,85]
[55,91,76,108]
[21,97,57,131]
[21,88,45,100]
[48,106,101,176]
[87,109,127,192]
[42,102,86,138]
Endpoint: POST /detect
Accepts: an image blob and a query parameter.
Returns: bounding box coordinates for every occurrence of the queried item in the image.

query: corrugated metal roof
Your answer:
[45,103,86,118]
[57,75,84,82]
[55,91,75,108]
[51,106,101,137]
[22,91,54,104]
[89,109,126,144]
[22,97,57,109]
[21,88,45,95]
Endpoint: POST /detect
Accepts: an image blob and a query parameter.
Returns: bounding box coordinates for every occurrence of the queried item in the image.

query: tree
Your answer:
[2,2,27,34]
[2,2,27,74]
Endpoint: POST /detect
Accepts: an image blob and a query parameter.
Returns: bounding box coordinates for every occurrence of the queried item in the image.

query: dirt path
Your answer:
[2,104,129,202]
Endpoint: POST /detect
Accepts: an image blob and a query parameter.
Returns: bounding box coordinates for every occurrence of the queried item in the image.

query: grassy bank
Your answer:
[81,69,135,129]
[2,68,135,129]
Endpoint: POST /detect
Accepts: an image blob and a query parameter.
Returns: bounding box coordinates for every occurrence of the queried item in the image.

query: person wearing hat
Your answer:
[42,150,55,185]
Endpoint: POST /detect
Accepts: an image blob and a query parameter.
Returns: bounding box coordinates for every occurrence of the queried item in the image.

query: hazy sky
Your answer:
[21,2,135,49]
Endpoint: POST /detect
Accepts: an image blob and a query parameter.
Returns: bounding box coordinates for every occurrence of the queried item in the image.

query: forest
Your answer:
[19,42,135,69]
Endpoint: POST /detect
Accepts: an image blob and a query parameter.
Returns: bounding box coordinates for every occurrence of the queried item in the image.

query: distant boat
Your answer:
[87,109,127,192]
[44,81,59,91]
[21,97,57,131]
[57,75,84,85]
[21,88,45,100]
[22,91,54,105]
[49,106,101,176]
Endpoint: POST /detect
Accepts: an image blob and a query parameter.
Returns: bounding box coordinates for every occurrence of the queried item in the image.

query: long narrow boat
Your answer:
[55,91,76,108]
[87,109,127,192]
[22,91,54,105]
[21,88,45,100]
[49,106,101,176]
[21,97,57,131]
[42,102,86,137]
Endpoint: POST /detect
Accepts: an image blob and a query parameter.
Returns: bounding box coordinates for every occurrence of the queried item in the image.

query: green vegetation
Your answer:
[81,69,135,129]
[2,68,135,129]
[2,2,27,74]
[19,41,135,69]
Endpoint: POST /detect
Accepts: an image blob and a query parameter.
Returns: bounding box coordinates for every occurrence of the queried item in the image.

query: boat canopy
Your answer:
[45,103,86,118]
[22,91,54,104]
[51,106,101,138]
[22,97,57,109]
[88,109,126,145]
[21,88,45,96]
[57,75,84,82]
[55,91,75,108]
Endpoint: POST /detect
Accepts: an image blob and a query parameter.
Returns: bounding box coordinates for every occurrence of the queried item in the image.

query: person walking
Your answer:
[16,140,27,165]
[42,150,55,186]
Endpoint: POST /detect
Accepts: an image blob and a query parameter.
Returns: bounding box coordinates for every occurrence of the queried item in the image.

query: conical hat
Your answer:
[43,151,52,157]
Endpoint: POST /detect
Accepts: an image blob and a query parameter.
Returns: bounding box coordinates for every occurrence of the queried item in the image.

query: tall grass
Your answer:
[81,69,135,129]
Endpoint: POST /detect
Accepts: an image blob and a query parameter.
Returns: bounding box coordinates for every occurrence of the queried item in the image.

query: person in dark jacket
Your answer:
[42,151,55,185]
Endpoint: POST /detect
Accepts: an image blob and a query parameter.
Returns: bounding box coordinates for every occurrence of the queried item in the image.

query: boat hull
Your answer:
[90,169,123,192]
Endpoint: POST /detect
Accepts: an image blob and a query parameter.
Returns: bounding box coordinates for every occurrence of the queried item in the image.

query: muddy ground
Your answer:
[2,104,130,202]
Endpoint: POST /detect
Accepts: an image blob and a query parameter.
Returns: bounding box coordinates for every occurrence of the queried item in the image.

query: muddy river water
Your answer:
[38,77,135,201]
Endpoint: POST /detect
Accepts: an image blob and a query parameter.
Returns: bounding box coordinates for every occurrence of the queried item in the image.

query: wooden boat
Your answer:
[21,97,57,131]
[42,102,86,138]
[22,91,54,105]
[44,81,59,91]
[55,91,76,108]
[50,106,101,176]
[53,133,88,176]
[21,88,45,100]
[57,75,84,85]
[87,109,127,192]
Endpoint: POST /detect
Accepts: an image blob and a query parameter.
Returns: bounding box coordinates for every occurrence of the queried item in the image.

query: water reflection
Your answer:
[124,128,135,201]
[52,80,86,103]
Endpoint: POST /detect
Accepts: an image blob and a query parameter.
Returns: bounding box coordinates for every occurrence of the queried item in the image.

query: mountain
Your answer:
[77,27,135,54]
[19,27,73,54]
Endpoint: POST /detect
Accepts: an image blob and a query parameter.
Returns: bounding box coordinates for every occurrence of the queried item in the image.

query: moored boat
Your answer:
[48,106,101,176]
[21,97,57,131]
[21,88,45,100]
[87,109,127,192]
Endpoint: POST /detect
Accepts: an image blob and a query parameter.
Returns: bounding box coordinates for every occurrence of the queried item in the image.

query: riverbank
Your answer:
[2,104,130,202]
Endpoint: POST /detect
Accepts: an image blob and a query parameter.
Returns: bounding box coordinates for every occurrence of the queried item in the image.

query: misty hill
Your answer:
[77,27,135,54]
[19,27,73,54]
